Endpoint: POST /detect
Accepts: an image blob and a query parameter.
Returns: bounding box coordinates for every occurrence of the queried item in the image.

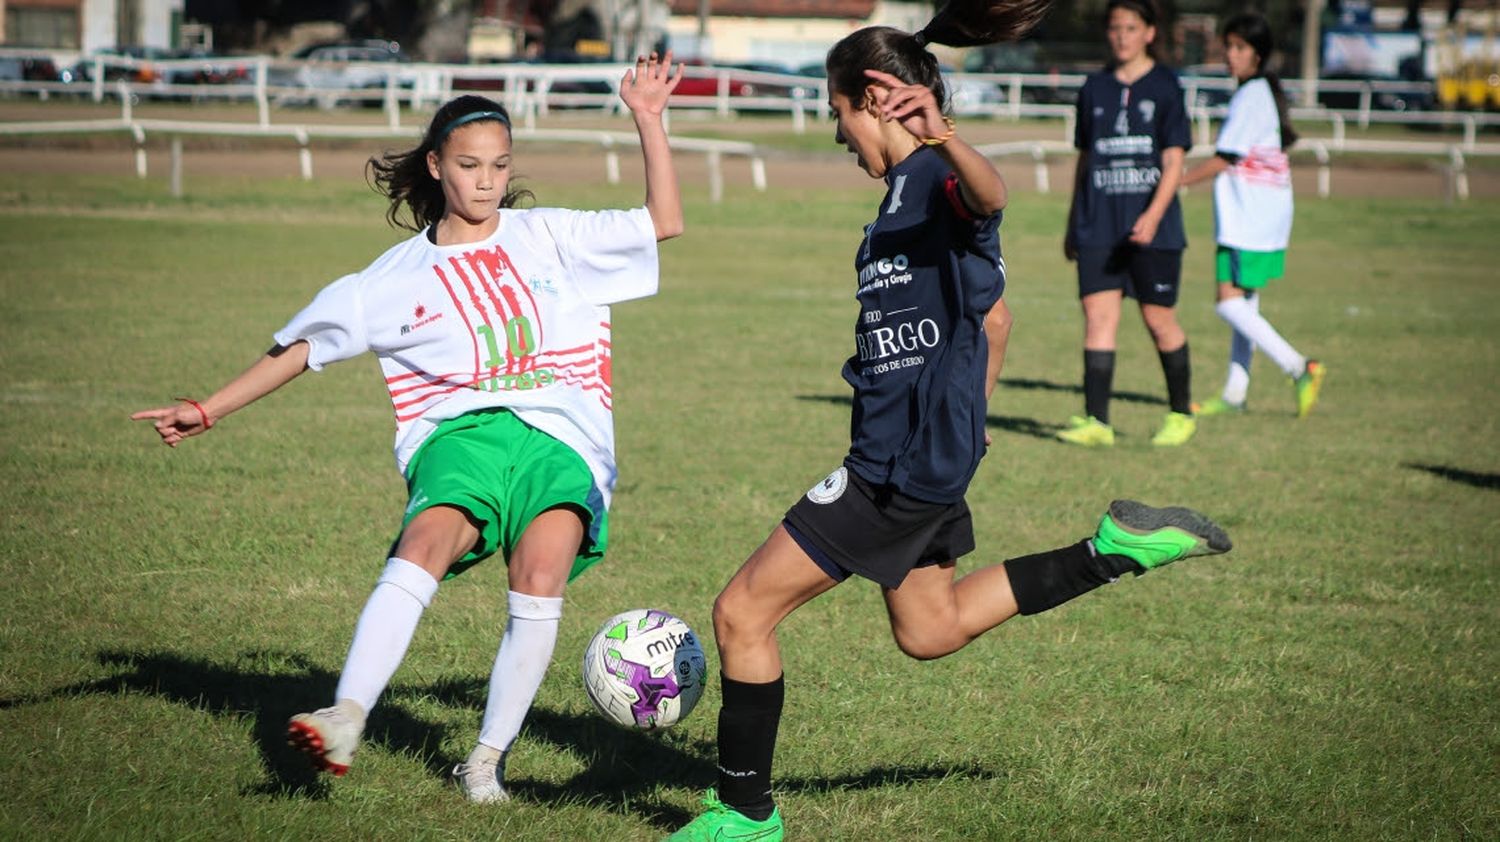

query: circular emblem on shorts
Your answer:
[806,467,848,505]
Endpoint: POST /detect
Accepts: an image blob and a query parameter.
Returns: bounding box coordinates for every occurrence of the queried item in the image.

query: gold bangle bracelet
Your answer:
[922,116,957,147]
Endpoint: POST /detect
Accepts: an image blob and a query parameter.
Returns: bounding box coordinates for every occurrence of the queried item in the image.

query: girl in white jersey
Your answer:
[131,55,684,801]
[1182,13,1325,418]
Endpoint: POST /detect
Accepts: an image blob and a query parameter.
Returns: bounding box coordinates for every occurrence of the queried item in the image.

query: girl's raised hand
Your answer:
[130,402,210,448]
[620,51,684,116]
[864,68,947,143]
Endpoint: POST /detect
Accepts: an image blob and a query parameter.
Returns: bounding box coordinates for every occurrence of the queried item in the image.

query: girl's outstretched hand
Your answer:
[620,51,683,116]
[131,401,210,448]
[864,68,947,143]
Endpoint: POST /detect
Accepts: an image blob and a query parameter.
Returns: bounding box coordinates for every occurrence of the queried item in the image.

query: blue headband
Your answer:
[436,110,511,143]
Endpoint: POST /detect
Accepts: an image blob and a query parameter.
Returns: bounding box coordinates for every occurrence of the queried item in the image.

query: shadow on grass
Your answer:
[997,376,1166,407]
[0,650,1001,828]
[1403,462,1500,491]
[797,393,1061,441]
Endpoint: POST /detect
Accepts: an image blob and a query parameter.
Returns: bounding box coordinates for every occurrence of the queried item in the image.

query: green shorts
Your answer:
[1216,246,1286,289]
[399,408,608,581]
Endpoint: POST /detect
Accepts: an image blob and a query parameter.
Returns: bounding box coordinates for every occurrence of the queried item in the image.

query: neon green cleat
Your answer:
[1295,360,1326,419]
[1091,500,1232,570]
[1151,411,1197,446]
[666,790,784,842]
[1191,397,1246,417]
[1057,415,1115,447]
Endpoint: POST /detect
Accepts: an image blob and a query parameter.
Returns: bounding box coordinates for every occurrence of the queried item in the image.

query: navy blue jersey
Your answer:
[1071,64,1191,250]
[842,146,1005,504]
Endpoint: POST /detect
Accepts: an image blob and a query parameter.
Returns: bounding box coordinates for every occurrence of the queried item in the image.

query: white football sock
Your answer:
[334,557,438,715]
[1215,295,1305,378]
[1221,293,1256,404]
[477,591,564,752]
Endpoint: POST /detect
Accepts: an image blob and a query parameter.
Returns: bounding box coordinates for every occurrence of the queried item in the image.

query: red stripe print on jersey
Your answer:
[433,264,482,380]
[387,371,471,399]
[494,243,544,348]
[1235,146,1291,188]
[459,248,519,368]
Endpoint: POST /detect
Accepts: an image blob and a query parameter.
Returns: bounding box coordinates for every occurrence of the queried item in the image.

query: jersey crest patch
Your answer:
[1138,99,1156,123]
[806,467,848,505]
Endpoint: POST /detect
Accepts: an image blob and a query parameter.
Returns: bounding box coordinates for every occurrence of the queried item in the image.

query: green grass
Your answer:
[1,168,1497,841]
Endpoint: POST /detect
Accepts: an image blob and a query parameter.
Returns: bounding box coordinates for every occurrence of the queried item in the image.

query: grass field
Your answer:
[1,166,1497,841]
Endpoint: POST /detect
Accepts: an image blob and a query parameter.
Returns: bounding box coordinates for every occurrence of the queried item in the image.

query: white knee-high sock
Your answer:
[334,557,438,714]
[1215,295,1305,378]
[477,591,564,752]
[1222,293,1257,404]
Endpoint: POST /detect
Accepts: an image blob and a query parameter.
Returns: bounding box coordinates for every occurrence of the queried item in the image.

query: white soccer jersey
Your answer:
[274,206,659,506]
[1213,78,1293,251]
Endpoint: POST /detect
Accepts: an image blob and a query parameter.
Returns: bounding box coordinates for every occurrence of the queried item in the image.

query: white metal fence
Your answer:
[3,48,1497,200]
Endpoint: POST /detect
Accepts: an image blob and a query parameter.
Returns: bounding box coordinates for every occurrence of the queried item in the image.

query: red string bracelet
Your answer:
[174,397,214,430]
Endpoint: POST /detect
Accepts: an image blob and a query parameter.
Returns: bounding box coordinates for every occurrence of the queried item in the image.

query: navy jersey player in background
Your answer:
[667,2,1232,839]
[1061,0,1197,448]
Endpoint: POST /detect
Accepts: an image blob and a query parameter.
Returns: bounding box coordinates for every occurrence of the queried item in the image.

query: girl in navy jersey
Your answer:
[132,56,683,803]
[1061,0,1196,447]
[668,3,1232,839]
[1182,12,1325,419]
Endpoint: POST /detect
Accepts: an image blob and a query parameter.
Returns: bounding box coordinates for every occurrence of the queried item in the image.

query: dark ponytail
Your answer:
[826,0,1053,106]
[366,94,534,232]
[1221,12,1299,150]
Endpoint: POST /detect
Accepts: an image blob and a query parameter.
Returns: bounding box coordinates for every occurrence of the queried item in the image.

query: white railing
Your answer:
[0,114,766,203]
[6,51,1500,142]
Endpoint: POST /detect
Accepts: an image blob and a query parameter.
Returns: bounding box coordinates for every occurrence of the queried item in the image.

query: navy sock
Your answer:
[1083,349,1116,424]
[1003,540,1144,616]
[1159,343,1192,415]
[716,673,784,822]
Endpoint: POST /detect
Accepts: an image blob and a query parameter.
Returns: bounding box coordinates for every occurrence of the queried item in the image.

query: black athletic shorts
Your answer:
[782,466,975,589]
[1076,245,1183,306]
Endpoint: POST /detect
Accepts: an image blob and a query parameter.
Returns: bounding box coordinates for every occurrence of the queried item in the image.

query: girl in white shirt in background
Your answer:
[1183,13,1325,418]
[132,55,683,802]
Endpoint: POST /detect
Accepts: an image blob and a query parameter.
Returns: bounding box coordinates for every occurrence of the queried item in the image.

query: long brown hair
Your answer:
[366,95,534,232]
[1222,12,1299,149]
[825,0,1053,107]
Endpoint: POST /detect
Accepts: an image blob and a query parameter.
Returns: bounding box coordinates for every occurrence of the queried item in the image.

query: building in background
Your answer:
[3,0,185,52]
[663,0,925,69]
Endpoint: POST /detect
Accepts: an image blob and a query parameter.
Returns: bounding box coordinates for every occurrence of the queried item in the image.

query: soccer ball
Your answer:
[581,608,708,730]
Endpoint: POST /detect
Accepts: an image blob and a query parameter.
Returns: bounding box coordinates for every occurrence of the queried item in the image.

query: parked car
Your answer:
[272,40,412,108]
[0,54,70,83]
[1318,72,1434,112]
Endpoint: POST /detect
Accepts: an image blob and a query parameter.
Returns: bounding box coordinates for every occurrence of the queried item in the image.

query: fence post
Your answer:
[296,128,312,181]
[1195,106,1210,148]
[1009,74,1023,119]
[1448,145,1469,202]
[716,71,731,118]
[707,149,723,203]
[384,69,400,131]
[255,58,270,127]
[791,87,806,135]
[170,136,183,198]
[1032,144,1050,194]
[118,81,131,122]
[1313,141,1330,198]
[750,155,766,192]
[1331,113,1345,148]
[603,135,620,185]
[1463,115,1476,150]
[132,124,147,179]
[92,55,104,102]
[1358,84,1372,130]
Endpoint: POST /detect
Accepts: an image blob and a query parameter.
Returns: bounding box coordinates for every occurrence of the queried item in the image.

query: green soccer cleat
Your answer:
[1151,411,1197,446]
[1191,397,1246,417]
[1057,415,1115,448]
[1091,500,1232,570]
[1295,360,1326,419]
[666,790,784,842]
